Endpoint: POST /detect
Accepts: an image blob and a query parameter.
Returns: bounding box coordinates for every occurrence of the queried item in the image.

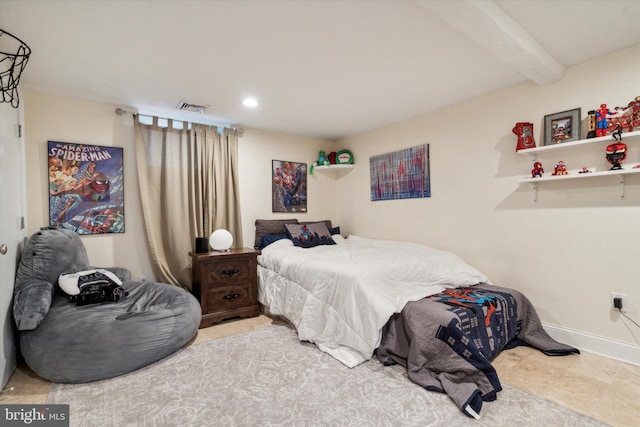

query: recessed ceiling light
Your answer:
[243,98,258,107]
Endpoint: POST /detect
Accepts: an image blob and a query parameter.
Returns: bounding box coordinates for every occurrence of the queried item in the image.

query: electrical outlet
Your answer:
[611,292,625,310]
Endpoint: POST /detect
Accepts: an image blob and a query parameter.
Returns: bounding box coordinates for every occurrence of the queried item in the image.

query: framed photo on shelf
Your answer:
[544,108,581,146]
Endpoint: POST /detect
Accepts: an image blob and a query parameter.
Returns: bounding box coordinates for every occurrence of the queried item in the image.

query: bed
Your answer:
[254,219,579,418]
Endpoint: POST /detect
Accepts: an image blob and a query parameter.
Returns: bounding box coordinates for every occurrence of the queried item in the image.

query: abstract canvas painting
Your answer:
[370,144,430,201]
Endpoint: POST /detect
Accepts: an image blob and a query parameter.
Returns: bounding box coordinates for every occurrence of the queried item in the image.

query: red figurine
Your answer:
[578,166,592,174]
[531,161,544,178]
[512,122,536,151]
[606,142,627,170]
[327,151,337,164]
[552,160,568,176]
[608,96,640,134]
[588,96,640,138]
[630,96,640,130]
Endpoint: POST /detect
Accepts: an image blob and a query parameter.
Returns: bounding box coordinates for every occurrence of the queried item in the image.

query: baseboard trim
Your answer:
[542,322,640,367]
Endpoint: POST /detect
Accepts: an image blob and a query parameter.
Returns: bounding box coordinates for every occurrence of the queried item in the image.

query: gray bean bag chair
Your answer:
[13,227,201,383]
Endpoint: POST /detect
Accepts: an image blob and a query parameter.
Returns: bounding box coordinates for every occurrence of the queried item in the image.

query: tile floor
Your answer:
[1,314,638,426]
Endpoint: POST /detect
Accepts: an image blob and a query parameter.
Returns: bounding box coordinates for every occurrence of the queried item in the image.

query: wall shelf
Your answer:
[313,164,355,171]
[311,164,355,179]
[520,166,640,183]
[517,130,640,156]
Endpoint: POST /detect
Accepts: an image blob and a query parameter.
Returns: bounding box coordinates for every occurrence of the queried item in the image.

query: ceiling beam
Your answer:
[416,0,566,86]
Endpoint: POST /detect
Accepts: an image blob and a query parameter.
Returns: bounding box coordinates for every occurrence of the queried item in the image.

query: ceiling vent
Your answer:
[176,101,208,113]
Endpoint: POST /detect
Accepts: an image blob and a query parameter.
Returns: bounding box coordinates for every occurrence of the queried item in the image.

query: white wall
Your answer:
[335,44,640,362]
[23,91,338,281]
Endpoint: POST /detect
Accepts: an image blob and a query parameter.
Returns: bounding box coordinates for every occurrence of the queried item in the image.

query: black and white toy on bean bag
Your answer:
[59,269,129,306]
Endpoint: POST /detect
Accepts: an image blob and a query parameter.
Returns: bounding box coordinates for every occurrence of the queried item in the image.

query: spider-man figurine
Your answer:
[596,104,613,137]
[531,161,544,178]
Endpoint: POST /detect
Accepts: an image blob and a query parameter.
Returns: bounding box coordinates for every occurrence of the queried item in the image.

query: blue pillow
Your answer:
[284,222,336,248]
[259,233,289,250]
[330,226,341,235]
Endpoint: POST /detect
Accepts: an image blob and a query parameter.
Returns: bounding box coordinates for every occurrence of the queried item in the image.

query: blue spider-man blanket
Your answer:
[377,284,579,419]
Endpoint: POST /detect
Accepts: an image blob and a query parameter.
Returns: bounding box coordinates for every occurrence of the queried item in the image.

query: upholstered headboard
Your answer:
[254,219,334,249]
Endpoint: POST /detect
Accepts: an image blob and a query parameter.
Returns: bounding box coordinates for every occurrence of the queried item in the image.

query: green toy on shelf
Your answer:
[310,150,330,174]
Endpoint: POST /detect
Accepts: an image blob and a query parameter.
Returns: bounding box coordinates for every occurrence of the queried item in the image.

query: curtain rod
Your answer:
[114,107,244,136]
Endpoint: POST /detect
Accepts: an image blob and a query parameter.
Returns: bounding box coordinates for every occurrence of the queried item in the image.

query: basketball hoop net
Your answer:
[0,29,31,108]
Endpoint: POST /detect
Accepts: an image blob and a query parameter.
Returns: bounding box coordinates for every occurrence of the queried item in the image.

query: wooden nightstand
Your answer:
[189,248,261,329]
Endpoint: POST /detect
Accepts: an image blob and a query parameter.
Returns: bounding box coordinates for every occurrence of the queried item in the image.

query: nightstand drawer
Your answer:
[206,283,254,312]
[205,260,254,284]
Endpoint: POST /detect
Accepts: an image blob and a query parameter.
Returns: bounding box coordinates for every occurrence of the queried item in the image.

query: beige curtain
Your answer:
[134,117,243,289]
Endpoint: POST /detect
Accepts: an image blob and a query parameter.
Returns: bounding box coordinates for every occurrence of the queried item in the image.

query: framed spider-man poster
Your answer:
[272,159,307,213]
[48,141,125,234]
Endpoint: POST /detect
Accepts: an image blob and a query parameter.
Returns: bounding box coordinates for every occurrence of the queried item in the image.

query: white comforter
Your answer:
[257,235,490,367]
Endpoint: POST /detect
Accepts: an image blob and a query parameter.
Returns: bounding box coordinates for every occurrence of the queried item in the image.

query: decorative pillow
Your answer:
[284,222,336,248]
[330,226,341,235]
[331,234,346,244]
[258,233,290,250]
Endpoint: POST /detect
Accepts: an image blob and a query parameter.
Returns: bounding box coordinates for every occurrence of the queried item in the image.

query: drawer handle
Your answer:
[223,293,241,300]
[221,269,240,277]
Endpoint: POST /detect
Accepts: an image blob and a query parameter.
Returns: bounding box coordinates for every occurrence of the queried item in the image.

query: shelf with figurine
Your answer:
[514,96,640,156]
[313,164,355,171]
[520,164,640,183]
[517,128,640,183]
[516,129,640,156]
[310,149,354,175]
[520,153,640,201]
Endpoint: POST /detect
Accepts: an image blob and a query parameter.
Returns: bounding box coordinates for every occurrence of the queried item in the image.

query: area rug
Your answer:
[48,323,607,427]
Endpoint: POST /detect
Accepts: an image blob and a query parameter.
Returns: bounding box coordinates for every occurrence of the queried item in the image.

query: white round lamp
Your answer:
[209,229,233,252]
